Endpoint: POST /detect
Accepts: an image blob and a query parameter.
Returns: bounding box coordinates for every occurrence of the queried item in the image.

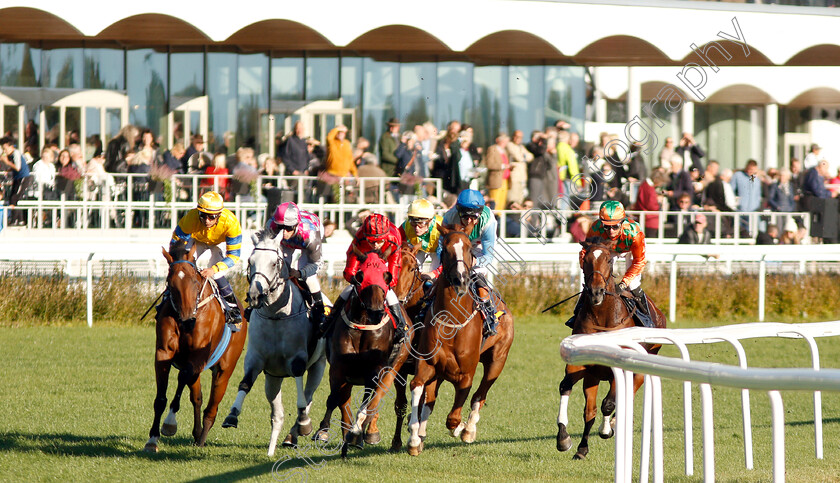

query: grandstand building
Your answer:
[0,0,838,170]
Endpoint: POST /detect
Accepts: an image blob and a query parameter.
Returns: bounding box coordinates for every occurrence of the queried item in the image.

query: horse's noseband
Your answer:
[250,246,286,295]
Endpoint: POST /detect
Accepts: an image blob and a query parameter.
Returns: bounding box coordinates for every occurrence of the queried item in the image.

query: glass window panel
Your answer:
[362,58,398,146]
[43,48,83,88]
[340,57,363,111]
[238,52,268,150]
[545,66,586,135]
[437,62,472,128]
[126,49,168,136]
[643,96,681,166]
[704,104,736,170]
[305,57,339,100]
[84,48,124,89]
[400,62,436,128]
[271,57,303,101]
[472,65,508,149]
[66,106,81,147]
[207,52,237,154]
[736,105,764,168]
[85,107,101,159]
[509,65,543,139]
[1,43,40,87]
[170,52,204,99]
[4,106,20,143]
[44,106,60,146]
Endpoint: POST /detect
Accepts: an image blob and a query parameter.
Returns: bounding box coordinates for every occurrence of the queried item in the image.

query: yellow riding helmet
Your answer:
[197,191,224,214]
[407,199,435,220]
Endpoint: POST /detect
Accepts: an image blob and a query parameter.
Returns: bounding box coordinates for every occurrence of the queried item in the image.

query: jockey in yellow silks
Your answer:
[170,191,244,332]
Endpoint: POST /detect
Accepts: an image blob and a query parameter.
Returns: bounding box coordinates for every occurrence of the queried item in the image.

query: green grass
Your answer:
[3,317,840,482]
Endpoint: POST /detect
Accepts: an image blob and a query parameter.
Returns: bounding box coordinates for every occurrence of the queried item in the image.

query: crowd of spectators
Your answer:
[1,118,835,245]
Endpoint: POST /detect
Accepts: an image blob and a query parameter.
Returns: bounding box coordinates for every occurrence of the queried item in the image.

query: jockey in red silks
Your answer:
[323,213,408,344]
[263,201,326,328]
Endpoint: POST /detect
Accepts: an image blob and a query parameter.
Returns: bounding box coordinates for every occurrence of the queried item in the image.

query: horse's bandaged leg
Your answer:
[350,399,369,435]
[465,401,481,433]
[418,404,431,437]
[598,413,612,437]
[265,375,284,457]
[408,385,424,447]
[294,376,311,427]
[558,394,570,426]
[164,409,177,427]
[231,390,247,412]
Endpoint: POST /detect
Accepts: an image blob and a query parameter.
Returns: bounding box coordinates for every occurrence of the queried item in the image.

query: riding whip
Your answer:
[541,291,582,313]
[140,290,166,321]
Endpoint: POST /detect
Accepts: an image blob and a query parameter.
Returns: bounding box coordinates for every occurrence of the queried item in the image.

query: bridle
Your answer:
[582,252,620,299]
[398,258,425,304]
[249,246,287,297]
[440,231,472,287]
[168,260,211,320]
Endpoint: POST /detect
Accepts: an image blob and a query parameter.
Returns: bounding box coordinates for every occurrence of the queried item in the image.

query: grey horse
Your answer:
[221,230,327,456]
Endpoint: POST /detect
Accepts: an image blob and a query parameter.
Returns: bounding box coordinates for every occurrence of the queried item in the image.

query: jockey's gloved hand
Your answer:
[617,281,628,292]
[289,268,302,279]
[420,273,433,282]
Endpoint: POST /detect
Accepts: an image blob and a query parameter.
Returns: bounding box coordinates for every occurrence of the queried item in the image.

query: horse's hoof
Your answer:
[298,420,313,437]
[143,443,159,453]
[282,433,298,448]
[407,441,424,456]
[221,415,238,429]
[313,429,329,442]
[346,432,365,449]
[389,440,402,453]
[573,448,588,460]
[557,435,572,452]
[161,423,177,437]
[364,431,381,445]
[599,429,614,439]
[460,429,476,444]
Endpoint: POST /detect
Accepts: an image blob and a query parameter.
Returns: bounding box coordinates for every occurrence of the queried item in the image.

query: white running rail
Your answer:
[560,321,840,482]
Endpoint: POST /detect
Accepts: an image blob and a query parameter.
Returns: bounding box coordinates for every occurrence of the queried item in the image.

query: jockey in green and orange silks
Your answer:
[566,200,654,329]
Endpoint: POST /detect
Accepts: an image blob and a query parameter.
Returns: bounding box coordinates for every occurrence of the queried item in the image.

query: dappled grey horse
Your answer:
[221,230,326,456]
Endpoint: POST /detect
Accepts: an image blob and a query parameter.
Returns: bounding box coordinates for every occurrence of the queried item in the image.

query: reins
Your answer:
[168,260,213,320]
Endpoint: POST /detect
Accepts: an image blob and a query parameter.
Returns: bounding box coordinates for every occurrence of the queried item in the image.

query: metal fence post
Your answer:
[86,252,95,328]
[759,254,767,322]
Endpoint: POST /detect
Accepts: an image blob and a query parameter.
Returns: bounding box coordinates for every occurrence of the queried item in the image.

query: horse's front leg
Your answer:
[222,348,265,429]
[389,369,409,453]
[144,356,172,452]
[265,374,285,457]
[446,373,475,440]
[161,379,187,437]
[187,373,204,445]
[557,363,586,452]
[599,376,617,439]
[574,373,600,460]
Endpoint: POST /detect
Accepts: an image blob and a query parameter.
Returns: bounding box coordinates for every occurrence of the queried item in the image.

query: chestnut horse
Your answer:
[144,239,247,452]
[556,238,666,460]
[406,227,515,455]
[313,250,415,457]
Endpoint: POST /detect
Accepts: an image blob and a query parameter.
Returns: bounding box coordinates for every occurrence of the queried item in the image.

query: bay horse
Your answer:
[144,239,247,452]
[556,237,666,460]
[313,249,415,457]
[406,226,515,455]
[220,230,327,456]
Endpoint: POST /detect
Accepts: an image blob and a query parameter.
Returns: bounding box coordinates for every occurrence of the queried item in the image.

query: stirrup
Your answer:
[227,320,242,333]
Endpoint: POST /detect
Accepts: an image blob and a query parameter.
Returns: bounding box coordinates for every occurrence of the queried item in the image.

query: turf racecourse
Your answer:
[4,317,840,482]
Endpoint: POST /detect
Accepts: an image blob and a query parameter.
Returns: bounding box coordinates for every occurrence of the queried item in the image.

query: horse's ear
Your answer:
[162,246,173,264]
[438,225,451,236]
[383,271,393,286]
[579,240,591,251]
[187,240,197,261]
[251,232,259,245]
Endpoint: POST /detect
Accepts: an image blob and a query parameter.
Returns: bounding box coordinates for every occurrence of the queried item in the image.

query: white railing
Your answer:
[3,240,840,327]
[12,174,443,232]
[560,321,840,482]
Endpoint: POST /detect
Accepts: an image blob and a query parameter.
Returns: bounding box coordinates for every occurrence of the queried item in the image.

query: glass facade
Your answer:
[0,43,586,156]
[694,104,765,170]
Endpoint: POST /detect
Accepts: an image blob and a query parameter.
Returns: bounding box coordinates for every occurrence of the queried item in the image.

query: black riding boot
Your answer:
[216,276,242,333]
[630,287,655,328]
[472,275,498,337]
[310,291,326,329]
[414,280,435,323]
[389,303,408,345]
[565,296,583,329]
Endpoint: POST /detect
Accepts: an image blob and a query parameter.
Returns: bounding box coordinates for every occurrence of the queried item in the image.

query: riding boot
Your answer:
[388,303,408,345]
[630,287,655,328]
[415,280,435,323]
[216,276,242,333]
[565,296,583,329]
[471,274,499,337]
[310,291,326,329]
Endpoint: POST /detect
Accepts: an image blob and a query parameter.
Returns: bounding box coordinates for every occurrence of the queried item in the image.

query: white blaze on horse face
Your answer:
[558,394,569,426]
[591,249,603,261]
[452,239,466,278]
[177,271,185,280]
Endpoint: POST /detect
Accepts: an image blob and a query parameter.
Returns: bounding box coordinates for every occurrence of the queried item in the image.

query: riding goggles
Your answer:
[408,216,432,226]
[199,212,220,221]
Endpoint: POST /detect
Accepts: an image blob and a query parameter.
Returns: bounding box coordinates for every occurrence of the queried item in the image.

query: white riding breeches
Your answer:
[339,285,399,306]
[416,251,440,272]
[283,247,322,294]
[194,242,236,280]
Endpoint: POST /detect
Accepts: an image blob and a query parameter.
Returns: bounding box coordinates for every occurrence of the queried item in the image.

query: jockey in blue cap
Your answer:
[442,189,500,336]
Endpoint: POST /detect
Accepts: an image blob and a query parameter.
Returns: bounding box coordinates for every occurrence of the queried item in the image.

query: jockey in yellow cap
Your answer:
[170,191,244,332]
[399,199,444,277]
[565,200,653,330]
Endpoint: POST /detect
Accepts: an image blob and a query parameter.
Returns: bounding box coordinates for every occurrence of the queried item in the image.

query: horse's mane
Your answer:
[169,238,194,261]
[253,228,272,244]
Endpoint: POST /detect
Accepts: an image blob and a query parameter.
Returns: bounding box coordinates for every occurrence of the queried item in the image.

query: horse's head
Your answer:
[580,237,617,306]
[352,251,392,325]
[395,243,421,299]
[439,226,473,297]
[247,230,288,309]
[162,239,202,321]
